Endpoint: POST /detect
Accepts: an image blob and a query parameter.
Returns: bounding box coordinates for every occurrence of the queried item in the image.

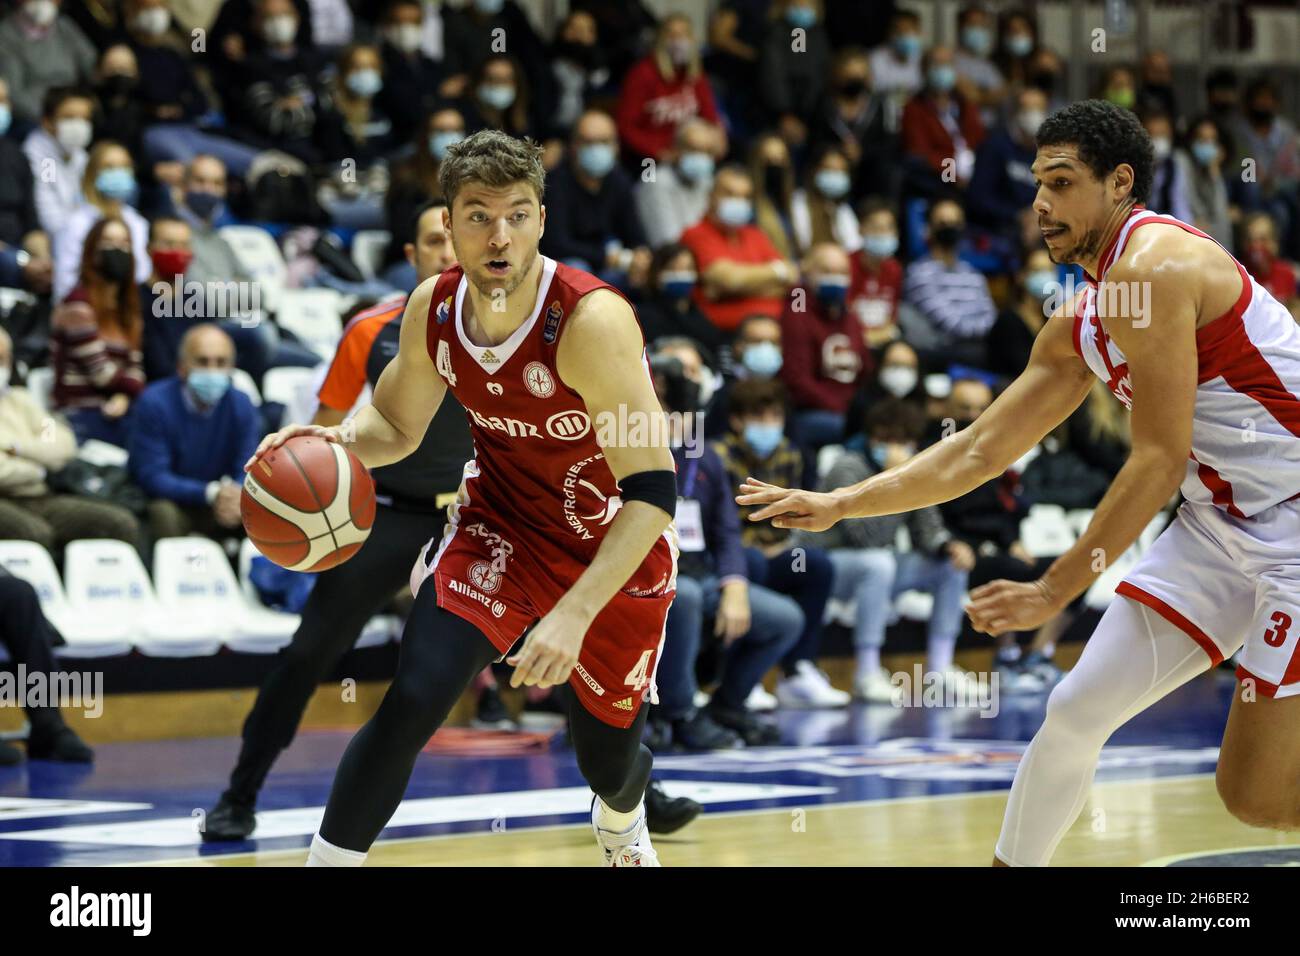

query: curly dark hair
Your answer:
[1036,99,1153,205]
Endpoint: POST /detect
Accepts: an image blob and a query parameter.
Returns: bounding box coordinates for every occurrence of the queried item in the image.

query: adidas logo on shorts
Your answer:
[613,697,634,712]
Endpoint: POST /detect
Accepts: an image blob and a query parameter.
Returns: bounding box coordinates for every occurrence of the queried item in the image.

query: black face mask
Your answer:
[839,79,868,98]
[931,224,962,248]
[100,75,137,99]
[763,163,786,200]
[1029,70,1058,94]
[97,247,133,282]
[1249,106,1275,125]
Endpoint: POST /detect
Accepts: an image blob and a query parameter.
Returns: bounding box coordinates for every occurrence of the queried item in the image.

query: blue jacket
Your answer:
[673,443,746,583]
[968,126,1037,232]
[127,377,261,506]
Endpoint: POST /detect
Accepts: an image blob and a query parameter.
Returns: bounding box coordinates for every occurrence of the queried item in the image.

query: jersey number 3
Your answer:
[1263,610,1292,648]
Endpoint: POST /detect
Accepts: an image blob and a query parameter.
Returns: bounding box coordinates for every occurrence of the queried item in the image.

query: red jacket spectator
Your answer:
[680,217,786,333]
[616,55,720,161]
[901,92,985,178]
[848,251,903,344]
[780,284,870,414]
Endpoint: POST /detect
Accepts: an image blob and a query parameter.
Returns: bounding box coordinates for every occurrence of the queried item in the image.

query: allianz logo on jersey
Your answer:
[448,577,507,618]
[466,407,592,441]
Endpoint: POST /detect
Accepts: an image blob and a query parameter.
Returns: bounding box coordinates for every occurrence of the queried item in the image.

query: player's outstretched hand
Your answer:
[966,578,1060,636]
[244,424,340,472]
[507,607,587,689]
[736,477,844,532]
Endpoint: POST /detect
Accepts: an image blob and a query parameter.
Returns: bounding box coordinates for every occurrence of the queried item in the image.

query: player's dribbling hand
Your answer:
[965,578,1060,636]
[244,424,341,471]
[736,477,844,532]
[507,607,587,689]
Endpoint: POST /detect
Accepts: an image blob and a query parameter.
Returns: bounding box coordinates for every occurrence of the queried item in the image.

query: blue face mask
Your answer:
[1192,141,1219,167]
[0,105,10,137]
[743,421,784,459]
[862,233,898,258]
[185,189,224,222]
[96,167,137,202]
[474,0,505,14]
[660,269,696,298]
[577,142,616,178]
[928,65,957,92]
[1025,269,1057,299]
[814,168,850,199]
[716,196,753,227]
[893,34,921,58]
[786,5,816,28]
[478,83,516,111]
[961,25,993,55]
[1006,34,1034,57]
[815,274,850,307]
[741,341,783,378]
[868,442,890,469]
[345,69,383,98]
[678,151,714,184]
[430,130,464,159]
[188,370,231,405]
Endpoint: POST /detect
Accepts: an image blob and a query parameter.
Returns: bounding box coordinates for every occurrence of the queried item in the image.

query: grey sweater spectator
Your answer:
[634,118,719,248]
[799,449,951,555]
[0,3,97,124]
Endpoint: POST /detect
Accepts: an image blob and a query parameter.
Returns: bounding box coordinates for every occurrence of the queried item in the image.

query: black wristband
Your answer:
[618,469,678,517]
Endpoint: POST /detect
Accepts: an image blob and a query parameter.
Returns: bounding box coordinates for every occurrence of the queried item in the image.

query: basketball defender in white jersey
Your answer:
[738,100,1300,865]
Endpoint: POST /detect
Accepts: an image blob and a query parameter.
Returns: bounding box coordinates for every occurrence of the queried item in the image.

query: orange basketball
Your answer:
[241,435,375,571]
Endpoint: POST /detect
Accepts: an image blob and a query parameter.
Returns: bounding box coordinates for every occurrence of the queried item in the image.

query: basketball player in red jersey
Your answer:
[249,130,678,866]
[739,100,1300,865]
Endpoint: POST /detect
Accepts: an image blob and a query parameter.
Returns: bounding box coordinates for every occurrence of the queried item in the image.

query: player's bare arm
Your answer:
[737,302,1094,530]
[245,276,447,470]
[507,289,676,688]
[969,227,1205,634]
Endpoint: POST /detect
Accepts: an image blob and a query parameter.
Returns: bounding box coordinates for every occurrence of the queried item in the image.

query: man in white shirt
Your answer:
[21,86,92,237]
[635,118,723,249]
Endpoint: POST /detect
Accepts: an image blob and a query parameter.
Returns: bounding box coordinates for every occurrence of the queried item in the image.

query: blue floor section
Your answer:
[0,668,1238,866]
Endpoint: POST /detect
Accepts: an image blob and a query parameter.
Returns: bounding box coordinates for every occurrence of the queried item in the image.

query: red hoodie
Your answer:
[779,285,870,414]
[616,56,721,160]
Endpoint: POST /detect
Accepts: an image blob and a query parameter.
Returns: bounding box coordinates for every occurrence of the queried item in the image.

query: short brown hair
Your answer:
[438,129,545,210]
[728,377,787,418]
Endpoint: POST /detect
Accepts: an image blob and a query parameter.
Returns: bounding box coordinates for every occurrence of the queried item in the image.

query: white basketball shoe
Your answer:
[591,798,661,867]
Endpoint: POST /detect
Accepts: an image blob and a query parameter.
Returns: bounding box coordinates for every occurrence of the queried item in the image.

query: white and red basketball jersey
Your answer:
[423,256,672,563]
[1073,205,1300,518]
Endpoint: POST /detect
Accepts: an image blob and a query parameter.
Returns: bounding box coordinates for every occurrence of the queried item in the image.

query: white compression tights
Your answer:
[995,596,1232,866]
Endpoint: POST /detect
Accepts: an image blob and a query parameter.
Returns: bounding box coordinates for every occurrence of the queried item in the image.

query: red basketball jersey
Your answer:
[424,256,668,564]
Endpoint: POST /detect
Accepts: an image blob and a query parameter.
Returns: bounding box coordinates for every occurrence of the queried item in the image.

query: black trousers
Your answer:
[317,578,652,852]
[226,503,447,804]
[0,575,66,732]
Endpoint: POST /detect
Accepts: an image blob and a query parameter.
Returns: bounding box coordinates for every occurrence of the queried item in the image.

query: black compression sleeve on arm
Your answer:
[617,469,678,518]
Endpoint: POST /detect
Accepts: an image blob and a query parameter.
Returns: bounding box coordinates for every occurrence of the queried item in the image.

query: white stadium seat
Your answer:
[154,537,297,654]
[351,229,391,280]
[816,444,844,481]
[262,364,322,426]
[0,541,133,658]
[1019,504,1077,558]
[275,288,344,361]
[63,539,224,657]
[231,367,262,405]
[217,225,287,312]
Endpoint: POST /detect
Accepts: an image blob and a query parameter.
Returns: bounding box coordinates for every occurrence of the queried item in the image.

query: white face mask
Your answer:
[133,7,170,36]
[24,0,57,28]
[386,23,423,53]
[263,14,297,46]
[1151,136,1172,161]
[55,117,93,152]
[879,365,918,398]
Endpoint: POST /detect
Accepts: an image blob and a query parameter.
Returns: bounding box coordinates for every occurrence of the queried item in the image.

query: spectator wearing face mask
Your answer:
[440,0,551,117]
[634,118,721,249]
[1097,65,1137,113]
[1240,212,1299,316]
[91,45,148,165]
[461,54,536,140]
[175,155,241,289]
[758,0,831,151]
[0,326,140,557]
[1137,49,1177,119]
[847,199,903,348]
[986,248,1057,381]
[635,245,725,354]
[993,8,1037,92]
[681,165,797,334]
[548,10,612,137]
[1179,116,1234,252]
[314,44,396,229]
[539,110,650,292]
[210,0,314,105]
[23,87,93,237]
[801,398,974,702]
[385,107,465,285]
[1142,110,1193,224]
[745,132,798,262]
[968,86,1046,241]
[901,45,985,198]
[900,199,995,368]
[50,217,145,446]
[716,377,844,709]
[812,48,898,205]
[790,145,861,254]
[1231,78,1300,245]
[128,323,261,541]
[647,338,795,748]
[952,3,1008,127]
[0,79,51,297]
[0,0,97,126]
[52,140,151,303]
[867,9,923,135]
[705,314,783,438]
[376,0,444,144]
[616,13,722,164]
[843,339,923,454]
[780,242,867,451]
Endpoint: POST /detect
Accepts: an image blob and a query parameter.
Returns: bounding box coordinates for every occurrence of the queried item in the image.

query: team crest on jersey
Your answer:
[468,560,503,594]
[435,296,452,324]
[542,300,563,343]
[523,361,556,398]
